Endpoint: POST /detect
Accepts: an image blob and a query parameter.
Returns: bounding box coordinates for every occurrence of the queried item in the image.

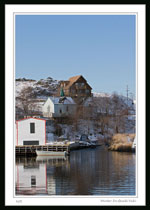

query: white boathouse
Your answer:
[16,117,46,146]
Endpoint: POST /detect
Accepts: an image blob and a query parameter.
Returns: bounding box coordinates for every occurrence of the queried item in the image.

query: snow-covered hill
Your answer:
[16,77,59,99]
[92,92,111,98]
[15,77,136,139]
[15,77,135,120]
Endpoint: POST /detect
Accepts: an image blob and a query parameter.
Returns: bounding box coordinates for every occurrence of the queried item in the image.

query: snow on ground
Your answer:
[46,133,55,142]
[15,81,37,97]
[16,77,59,99]
[15,78,135,141]
[92,92,111,98]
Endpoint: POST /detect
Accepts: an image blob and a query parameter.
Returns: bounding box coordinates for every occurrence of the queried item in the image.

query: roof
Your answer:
[69,75,83,83]
[49,96,76,105]
[62,75,92,90]
[16,117,46,122]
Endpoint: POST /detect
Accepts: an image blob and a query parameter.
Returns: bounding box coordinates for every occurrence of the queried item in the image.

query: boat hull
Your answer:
[36,150,67,156]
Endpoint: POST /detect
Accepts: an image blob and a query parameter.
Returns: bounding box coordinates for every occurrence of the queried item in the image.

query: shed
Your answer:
[16,117,46,146]
[42,96,76,118]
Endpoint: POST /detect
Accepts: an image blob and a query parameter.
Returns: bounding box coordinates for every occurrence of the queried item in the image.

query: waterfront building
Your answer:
[16,117,46,146]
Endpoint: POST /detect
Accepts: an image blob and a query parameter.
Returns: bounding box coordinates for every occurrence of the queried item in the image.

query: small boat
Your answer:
[36,150,68,156]
[79,141,90,148]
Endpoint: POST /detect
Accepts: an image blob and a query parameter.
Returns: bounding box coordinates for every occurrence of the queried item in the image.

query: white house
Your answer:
[16,117,46,146]
[42,96,76,118]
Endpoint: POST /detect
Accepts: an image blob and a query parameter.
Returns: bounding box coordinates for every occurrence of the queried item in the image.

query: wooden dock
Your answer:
[16,144,70,157]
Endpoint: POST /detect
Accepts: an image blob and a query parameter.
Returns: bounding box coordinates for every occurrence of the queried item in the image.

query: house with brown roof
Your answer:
[57,75,92,104]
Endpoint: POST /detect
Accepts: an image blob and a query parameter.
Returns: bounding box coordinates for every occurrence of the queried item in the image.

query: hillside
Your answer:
[15,77,135,116]
[16,77,59,99]
[15,77,136,140]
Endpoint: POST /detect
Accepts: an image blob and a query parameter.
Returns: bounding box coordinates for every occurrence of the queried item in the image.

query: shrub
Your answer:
[108,133,135,152]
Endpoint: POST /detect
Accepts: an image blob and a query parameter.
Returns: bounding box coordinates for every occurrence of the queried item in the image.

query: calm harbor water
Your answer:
[15,146,135,196]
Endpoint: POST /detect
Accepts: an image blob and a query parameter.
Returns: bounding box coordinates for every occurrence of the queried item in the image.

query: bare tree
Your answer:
[17,86,37,117]
[91,93,132,135]
[90,97,112,135]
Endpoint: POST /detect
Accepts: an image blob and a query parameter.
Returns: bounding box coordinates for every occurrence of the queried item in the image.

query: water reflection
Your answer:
[15,146,135,195]
[16,157,47,195]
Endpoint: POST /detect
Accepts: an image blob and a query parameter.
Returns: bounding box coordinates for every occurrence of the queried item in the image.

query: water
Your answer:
[15,146,135,196]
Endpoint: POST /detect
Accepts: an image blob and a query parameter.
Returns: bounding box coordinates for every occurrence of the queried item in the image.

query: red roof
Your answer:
[16,117,46,122]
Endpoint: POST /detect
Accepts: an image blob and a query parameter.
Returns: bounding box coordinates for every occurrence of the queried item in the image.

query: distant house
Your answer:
[16,117,46,146]
[57,75,92,104]
[42,96,76,118]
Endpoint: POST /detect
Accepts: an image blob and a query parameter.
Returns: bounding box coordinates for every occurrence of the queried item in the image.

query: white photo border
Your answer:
[5,4,146,206]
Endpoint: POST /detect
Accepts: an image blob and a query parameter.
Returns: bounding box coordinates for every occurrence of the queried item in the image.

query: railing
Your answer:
[16,145,70,156]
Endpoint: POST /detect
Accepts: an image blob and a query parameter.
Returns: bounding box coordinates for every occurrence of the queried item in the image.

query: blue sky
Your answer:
[15,15,136,97]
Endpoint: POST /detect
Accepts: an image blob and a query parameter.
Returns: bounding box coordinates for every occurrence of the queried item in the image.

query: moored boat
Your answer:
[36,150,68,156]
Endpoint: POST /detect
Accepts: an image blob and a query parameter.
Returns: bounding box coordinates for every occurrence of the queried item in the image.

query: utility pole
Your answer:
[130,92,134,104]
[126,85,129,106]
[126,85,129,116]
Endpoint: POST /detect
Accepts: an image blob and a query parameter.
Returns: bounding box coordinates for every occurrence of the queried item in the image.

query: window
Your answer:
[66,106,69,112]
[60,109,62,114]
[79,89,84,93]
[30,123,35,133]
[75,83,84,87]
